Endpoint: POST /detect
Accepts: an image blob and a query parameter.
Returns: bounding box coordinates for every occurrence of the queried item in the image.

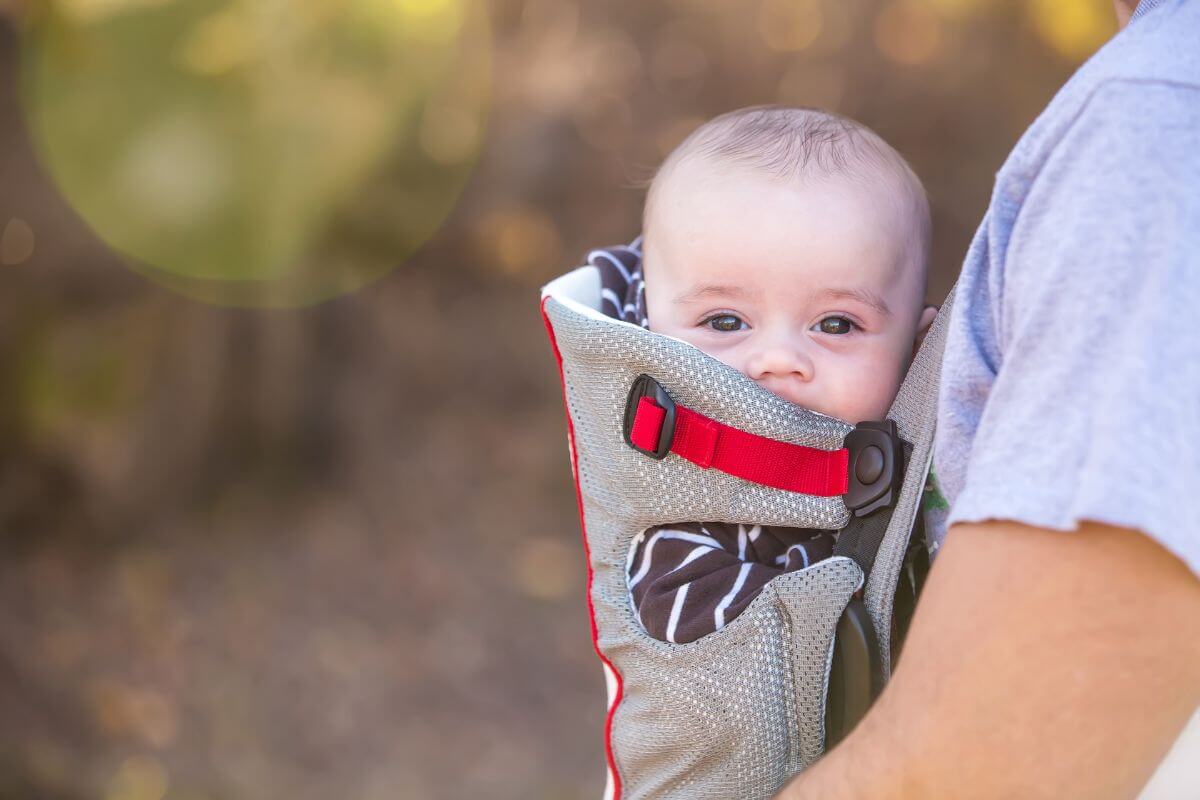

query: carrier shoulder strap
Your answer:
[834,283,958,672]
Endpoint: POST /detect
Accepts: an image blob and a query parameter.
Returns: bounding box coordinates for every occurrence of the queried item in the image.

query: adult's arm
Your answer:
[782,77,1200,798]
[777,517,1200,799]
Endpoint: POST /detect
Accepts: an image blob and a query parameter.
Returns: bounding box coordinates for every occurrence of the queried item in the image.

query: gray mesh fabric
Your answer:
[544,294,861,799]
[548,299,852,531]
[850,286,956,675]
[608,557,863,798]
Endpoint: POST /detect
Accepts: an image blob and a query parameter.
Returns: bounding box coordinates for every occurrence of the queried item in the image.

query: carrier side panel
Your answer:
[543,295,862,798]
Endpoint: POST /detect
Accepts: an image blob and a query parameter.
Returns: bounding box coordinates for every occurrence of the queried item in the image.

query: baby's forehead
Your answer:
[651,152,902,220]
[646,159,924,293]
[650,157,915,250]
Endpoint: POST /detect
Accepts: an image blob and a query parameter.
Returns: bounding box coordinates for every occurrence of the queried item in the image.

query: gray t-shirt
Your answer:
[931,0,1200,579]
[928,2,1200,794]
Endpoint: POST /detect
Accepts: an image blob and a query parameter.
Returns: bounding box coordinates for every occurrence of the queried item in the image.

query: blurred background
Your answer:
[0,0,1114,798]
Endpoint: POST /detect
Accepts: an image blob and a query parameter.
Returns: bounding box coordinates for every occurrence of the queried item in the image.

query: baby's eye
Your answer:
[703,314,748,333]
[814,316,856,335]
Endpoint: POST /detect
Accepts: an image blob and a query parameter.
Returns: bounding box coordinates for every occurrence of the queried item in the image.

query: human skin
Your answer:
[1114,0,1139,26]
[775,4,1200,798]
[643,161,936,425]
[776,519,1200,799]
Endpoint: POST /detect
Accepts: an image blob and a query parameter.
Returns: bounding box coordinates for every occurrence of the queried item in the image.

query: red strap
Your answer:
[630,396,850,497]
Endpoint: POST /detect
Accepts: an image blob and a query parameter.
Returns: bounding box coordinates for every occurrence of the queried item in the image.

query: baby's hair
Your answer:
[644,105,931,287]
[679,105,881,176]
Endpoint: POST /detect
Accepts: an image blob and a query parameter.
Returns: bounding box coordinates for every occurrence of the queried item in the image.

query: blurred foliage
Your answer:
[0,0,1112,798]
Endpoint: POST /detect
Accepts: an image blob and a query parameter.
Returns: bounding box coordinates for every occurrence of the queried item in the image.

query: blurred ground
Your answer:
[0,1,1107,798]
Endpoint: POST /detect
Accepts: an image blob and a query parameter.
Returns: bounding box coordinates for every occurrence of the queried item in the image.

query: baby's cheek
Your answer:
[859,368,905,420]
[831,370,897,423]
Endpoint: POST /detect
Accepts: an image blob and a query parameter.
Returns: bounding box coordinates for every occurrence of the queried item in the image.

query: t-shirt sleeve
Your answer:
[945,79,1200,576]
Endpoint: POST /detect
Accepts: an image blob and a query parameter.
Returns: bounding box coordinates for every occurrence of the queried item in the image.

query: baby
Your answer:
[615,106,936,644]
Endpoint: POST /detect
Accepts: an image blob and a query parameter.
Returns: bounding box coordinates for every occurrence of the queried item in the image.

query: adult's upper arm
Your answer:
[949,78,1200,575]
[778,79,1200,798]
[778,517,1200,800]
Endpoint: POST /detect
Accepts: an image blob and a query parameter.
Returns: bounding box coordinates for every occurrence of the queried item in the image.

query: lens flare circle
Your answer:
[21,0,491,307]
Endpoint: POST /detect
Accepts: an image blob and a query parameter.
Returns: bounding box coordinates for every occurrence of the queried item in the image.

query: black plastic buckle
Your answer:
[622,374,676,460]
[843,419,904,517]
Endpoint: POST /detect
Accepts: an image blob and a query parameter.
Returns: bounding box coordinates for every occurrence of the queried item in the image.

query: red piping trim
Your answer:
[541,295,624,800]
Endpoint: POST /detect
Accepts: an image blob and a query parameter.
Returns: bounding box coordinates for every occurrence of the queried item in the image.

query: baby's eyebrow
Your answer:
[673,284,758,304]
[817,287,892,317]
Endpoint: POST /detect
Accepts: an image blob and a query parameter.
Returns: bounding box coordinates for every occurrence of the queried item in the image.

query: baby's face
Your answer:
[643,164,932,425]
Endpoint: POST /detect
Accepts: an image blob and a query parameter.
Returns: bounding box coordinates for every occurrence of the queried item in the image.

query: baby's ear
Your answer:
[911,305,939,358]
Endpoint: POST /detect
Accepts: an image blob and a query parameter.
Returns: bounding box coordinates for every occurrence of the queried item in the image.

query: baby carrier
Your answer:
[541,240,954,799]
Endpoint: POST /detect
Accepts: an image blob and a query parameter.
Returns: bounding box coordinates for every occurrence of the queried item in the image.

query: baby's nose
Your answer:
[744,340,814,385]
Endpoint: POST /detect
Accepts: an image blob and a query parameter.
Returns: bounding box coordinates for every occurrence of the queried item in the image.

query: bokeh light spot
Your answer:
[585,28,643,93]
[174,7,254,76]
[20,0,491,307]
[420,103,482,165]
[393,0,466,44]
[88,678,179,749]
[758,0,823,53]
[59,0,172,25]
[1025,0,1115,61]
[105,755,168,800]
[116,112,233,234]
[874,0,945,65]
[1,217,36,265]
[513,537,575,601]
[475,206,563,279]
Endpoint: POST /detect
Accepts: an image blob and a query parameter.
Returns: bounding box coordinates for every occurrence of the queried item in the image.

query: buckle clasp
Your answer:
[622,374,676,460]
[843,420,904,517]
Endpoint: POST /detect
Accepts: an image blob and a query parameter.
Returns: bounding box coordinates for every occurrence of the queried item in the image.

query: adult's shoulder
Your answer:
[1096,0,1200,85]
[999,0,1200,183]
[930,1,1200,561]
